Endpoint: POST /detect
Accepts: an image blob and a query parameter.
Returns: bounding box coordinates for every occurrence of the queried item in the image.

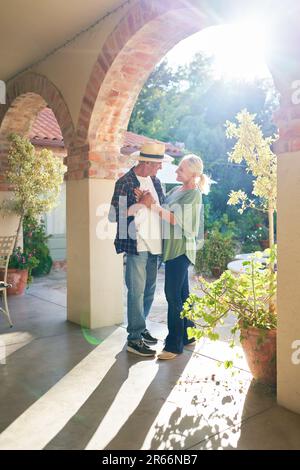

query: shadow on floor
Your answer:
[104,371,276,450]
[0,322,115,433]
[44,346,191,450]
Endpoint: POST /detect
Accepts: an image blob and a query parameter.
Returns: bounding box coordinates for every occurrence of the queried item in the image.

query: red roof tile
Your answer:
[30,108,184,157]
[30,108,64,147]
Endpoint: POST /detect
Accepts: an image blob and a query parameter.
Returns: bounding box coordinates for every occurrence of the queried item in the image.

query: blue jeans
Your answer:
[164,254,195,354]
[125,252,158,342]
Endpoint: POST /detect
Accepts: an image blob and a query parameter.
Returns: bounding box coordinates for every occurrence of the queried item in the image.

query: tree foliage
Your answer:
[129,54,278,171]
[226,110,277,246]
[128,53,279,244]
[1,133,65,248]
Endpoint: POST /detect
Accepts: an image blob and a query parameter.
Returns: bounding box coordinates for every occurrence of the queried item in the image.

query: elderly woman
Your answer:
[137,154,210,360]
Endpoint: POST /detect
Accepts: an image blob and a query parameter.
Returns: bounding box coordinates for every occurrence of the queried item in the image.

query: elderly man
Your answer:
[109,143,172,356]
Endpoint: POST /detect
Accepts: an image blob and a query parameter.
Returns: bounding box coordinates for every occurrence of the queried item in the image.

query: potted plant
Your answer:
[182,246,277,385]
[195,216,236,277]
[7,247,39,295]
[0,133,65,291]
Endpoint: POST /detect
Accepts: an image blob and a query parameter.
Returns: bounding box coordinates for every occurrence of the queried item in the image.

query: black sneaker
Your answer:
[141,329,158,344]
[127,340,156,357]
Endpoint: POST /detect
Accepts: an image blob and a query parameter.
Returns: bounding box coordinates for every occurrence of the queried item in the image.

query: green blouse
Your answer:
[162,188,202,264]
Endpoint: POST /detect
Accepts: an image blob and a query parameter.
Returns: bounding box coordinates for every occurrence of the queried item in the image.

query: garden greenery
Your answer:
[0,133,65,250]
[8,247,39,284]
[183,246,277,349]
[23,216,53,276]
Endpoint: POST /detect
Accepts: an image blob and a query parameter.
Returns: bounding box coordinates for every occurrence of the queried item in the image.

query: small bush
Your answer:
[23,216,53,276]
[195,227,236,276]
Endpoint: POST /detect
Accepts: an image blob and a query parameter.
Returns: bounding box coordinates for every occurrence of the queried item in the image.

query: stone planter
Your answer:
[240,326,276,385]
[6,269,28,295]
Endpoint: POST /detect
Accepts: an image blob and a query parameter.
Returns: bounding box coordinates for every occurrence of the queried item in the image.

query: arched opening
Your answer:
[29,107,68,272]
[0,73,74,189]
[76,2,213,176]
[0,74,74,316]
[76,1,280,319]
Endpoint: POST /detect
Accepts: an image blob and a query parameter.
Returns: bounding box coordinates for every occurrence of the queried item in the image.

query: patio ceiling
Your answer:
[0,0,290,84]
[0,0,124,81]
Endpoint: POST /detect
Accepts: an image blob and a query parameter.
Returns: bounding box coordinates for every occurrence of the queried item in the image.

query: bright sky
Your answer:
[166,22,271,81]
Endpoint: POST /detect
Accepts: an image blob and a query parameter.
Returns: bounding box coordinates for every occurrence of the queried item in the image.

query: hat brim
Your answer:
[130,151,173,163]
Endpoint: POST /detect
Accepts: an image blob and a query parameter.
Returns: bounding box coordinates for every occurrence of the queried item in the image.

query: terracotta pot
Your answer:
[259,239,269,249]
[240,326,276,385]
[6,269,28,295]
[211,266,222,278]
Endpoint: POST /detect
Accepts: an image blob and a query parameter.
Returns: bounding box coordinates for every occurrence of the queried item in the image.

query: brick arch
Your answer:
[0,72,74,188]
[0,72,74,146]
[74,0,214,179]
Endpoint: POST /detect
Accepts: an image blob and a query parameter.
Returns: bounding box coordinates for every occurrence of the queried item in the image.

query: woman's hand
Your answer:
[139,192,156,208]
[134,188,148,202]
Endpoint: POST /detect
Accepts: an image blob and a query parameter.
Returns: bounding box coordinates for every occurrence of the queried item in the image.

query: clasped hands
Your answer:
[134,188,156,208]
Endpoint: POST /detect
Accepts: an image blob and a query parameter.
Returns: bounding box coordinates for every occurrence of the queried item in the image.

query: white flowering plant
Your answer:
[0,133,66,250]
[252,225,269,240]
[226,110,277,247]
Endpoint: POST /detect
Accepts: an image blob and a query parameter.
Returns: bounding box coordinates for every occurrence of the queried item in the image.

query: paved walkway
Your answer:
[0,268,300,450]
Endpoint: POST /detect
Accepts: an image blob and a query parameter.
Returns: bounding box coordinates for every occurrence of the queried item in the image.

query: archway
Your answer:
[0,72,74,184]
[66,1,219,331]
[76,0,212,176]
[0,72,74,301]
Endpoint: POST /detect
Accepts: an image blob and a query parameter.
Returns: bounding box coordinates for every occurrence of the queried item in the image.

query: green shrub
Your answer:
[195,227,236,276]
[241,237,261,253]
[234,209,265,240]
[23,216,53,276]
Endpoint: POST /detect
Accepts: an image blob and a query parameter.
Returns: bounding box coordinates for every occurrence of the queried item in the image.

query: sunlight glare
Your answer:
[213,21,269,80]
[166,20,270,81]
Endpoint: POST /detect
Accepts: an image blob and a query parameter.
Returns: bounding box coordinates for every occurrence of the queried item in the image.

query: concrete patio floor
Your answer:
[0,268,300,450]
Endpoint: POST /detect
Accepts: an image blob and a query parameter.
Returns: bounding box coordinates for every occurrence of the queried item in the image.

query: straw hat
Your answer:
[131,142,173,163]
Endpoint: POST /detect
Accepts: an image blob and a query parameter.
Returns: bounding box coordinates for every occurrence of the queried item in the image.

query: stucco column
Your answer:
[266,7,300,413]
[66,178,123,329]
[273,95,300,413]
[273,88,300,413]
[277,152,300,413]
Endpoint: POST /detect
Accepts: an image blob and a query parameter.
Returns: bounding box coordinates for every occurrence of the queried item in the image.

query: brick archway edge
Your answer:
[74,0,209,179]
[0,72,74,148]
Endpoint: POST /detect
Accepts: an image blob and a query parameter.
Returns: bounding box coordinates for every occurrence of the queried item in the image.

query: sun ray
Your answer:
[166,21,271,81]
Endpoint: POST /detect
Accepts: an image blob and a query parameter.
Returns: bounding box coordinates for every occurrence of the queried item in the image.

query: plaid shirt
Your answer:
[109,168,165,255]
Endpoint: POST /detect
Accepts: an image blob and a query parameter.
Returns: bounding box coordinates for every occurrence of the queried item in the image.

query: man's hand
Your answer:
[139,192,156,208]
[128,189,155,216]
[134,188,149,202]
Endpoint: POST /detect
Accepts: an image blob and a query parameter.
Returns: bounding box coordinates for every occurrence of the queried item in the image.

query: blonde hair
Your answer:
[182,154,211,195]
